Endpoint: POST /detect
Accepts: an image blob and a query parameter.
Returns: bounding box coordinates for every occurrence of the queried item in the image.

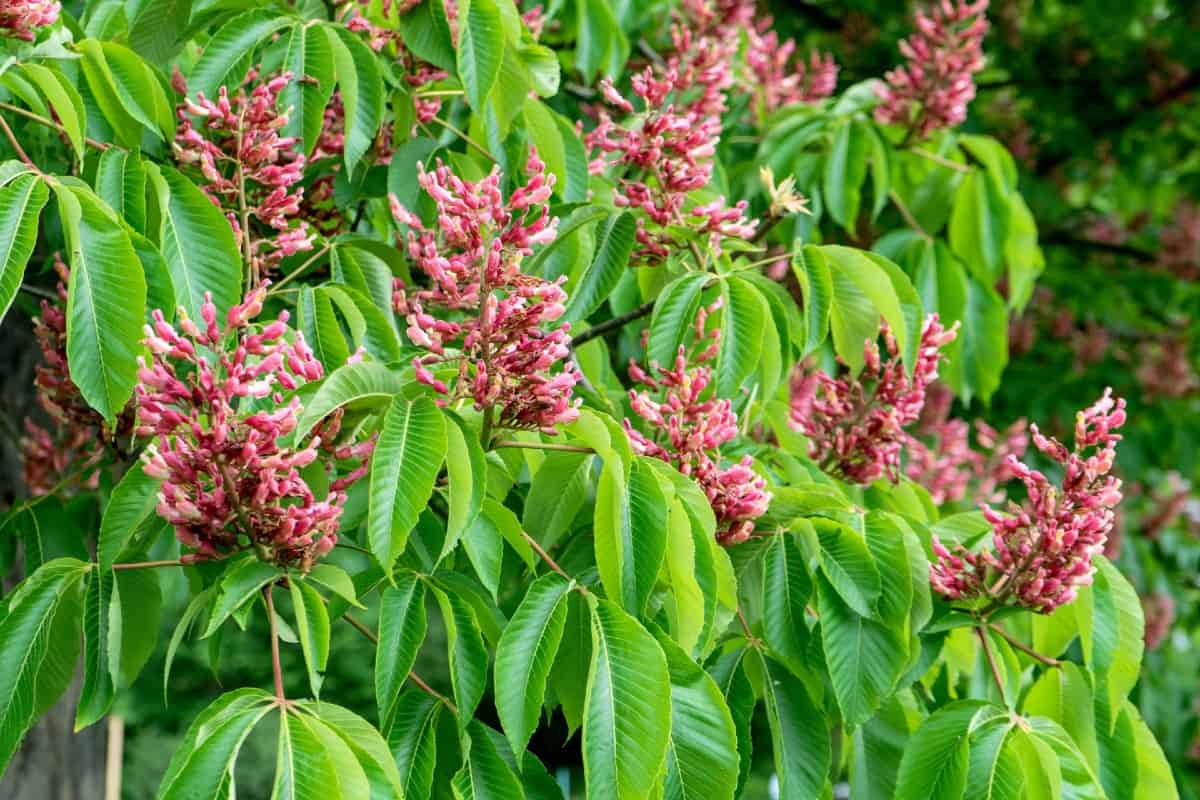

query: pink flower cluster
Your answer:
[0,0,58,40]
[624,302,770,545]
[173,69,314,284]
[904,383,1027,504]
[745,36,838,114]
[389,150,580,434]
[585,20,755,262]
[790,315,958,484]
[135,288,371,570]
[1142,592,1175,650]
[875,0,989,139]
[1158,201,1200,280]
[930,389,1126,613]
[20,255,131,495]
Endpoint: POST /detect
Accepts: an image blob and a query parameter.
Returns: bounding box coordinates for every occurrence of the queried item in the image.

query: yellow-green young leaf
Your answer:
[949,168,1012,283]
[289,579,331,698]
[658,632,739,800]
[0,173,47,326]
[791,243,833,357]
[1076,555,1144,732]
[824,118,868,232]
[97,466,162,570]
[294,360,409,443]
[454,720,527,800]
[963,717,1024,800]
[429,586,488,723]
[294,701,406,799]
[663,496,705,655]
[388,688,443,798]
[94,148,147,233]
[894,700,989,800]
[305,564,363,611]
[582,597,671,800]
[495,574,572,756]
[188,11,295,98]
[157,689,276,799]
[201,555,282,637]
[646,271,708,367]
[77,39,143,147]
[376,571,428,735]
[19,64,86,161]
[368,397,446,577]
[76,568,115,731]
[0,561,86,774]
[863,253,923,374]
[98,42,174,139]
[1126,701,1180,800]
[326,25,386,172]
[565,212,636,321]
[458,0,504,110]
[149,164,243,322]
[444,410,487,561]
[1021,663,1099,771]
[762,532,812,672]
[593,458,669,615]
[817,244,909,375]
[281,23,336,158]
[1028,717,1107,799]
[57,183,146,426]
[757,653,830,800]
[715,275,769,397]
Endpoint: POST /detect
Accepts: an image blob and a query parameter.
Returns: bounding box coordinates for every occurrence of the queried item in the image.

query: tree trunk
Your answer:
[0,312,108,799]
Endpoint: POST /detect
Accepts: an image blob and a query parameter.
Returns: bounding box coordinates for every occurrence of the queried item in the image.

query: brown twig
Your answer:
[112,558,191,571]
[988,623,1062,668]
[0,112,43,175]
[266,243,332,296]
[889,190,931,239]
[492,439,595,454]
[339,610,458,713]
[264,584,286,704]
[568,301,655,349]
[976,625,1008,706]
[0,101,110,151]
[520,530,586,594]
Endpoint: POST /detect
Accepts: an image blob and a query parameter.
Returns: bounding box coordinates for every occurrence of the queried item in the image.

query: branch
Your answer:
[0,101,110,151]
[0,112,43,175]
[568,300,655,349]
[264,584,286,704]
[1041,232,1156,263]
[338,610,458,713]
[492,439,595,454]
[988,623,1062,668]
[112,558,191,571]
[975,625,1008,706]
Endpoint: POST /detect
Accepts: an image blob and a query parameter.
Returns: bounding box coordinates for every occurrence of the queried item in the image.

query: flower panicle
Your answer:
[0,0,58,40]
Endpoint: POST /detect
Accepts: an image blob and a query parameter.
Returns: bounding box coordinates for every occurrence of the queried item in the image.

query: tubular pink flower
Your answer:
[0,0,58,40]
[929,389,1127,613]
[134,286,371,570]
[624,302,770,544]
[744,29,839,113]
[790,314,959,484]
[875,0,989,138]
[389,149,580,435]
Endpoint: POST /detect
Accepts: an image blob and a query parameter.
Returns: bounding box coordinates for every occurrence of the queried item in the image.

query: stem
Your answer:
[104,715,124,800]
[521,530,583,591]
[479,404,495,450]
[0,101,110,151]
[423,116,495,162]
[889,190,930,239]
[568,301,655,349]
[492,439,595,454]
[339,611,458,713]
[236,162,255,288]
[415,89,465,98]
[20,283,58,301]
[908,147,970,173]
[0,112,43,175]
[975,625,1008,706]
[751,214,784,244]
[736,607,760,647]
[988,623,1062,667]
[264,584,286,704]
[112,558,190,571]
[265,243,331,296]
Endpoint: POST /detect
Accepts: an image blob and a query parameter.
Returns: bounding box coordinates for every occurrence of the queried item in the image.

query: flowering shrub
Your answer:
[0,0,1188,797]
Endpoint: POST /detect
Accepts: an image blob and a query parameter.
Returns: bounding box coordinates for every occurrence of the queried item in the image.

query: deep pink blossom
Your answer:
[875,0,989,138]
[173,69,313,284]
[930,389,1126,613]
[745,32,838,113]
[134,287,370,569]
[0,0,58,40]
[790,315,958,484]
[389,149,580,434]
[625,302,770,544]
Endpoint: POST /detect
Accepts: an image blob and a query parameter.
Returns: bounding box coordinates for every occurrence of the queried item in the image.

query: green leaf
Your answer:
[98,41,174,139]
[762,532,812,671]
[327,25,387,172]
[202,556,281,637]
[1126,701,1179,800]
[757,653,830,800]
[458,0,505,110]
[949,169,1011,283]
[56,183,146,426]
[397,0,456,72]
[76,568,115,730]
[297,702,405,800]
[454,720,527,800]
[368,397,446,577]
[523,451,595,550]
[111,567,162,689]
[1021,663,1099,771]
[791,243,833,357]
[77,39,143,147]
[297,285,351,370]
[582,597,671,800]
[150,164,243,322]
[294,360,408,443]
[824,118,868,232]
[525,205,608,277]
[817,244,909,375]
[1029,717,1107,800]
[716,275,769,397]
[97,466,162,570]
[659,632,739,800]
[94,147,147,233]
[816,520,881,618]
[594,458,669,615]
[189,11,295,98]
[1076,555,1144,732]
[0,173,47,326]
[388,688,443,797]
[19,64,86,161]
[646,272,708,367]
[127,0,192,63]
[963,717,1022,800]
[289,578,331,698]
[495,574,572,756]
[274,709,340,800]
[850,694,919,800]
[376,571,428,735]
[565,212,636,321]
[157,689,276,799]
[548,591,592,735]
[1003,193,1044,311]
[431,583,489,722]
[306,564,362,610]
[163,587,215,702]
[282,23,336,158]
[576,0,629,82]
[444,410,488,559]
[945,266,1008,404]
[894,700,988,800]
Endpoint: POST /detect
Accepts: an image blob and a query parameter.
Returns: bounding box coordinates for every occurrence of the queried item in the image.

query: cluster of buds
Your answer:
[585,17,755,262]
[875,0,989,139]
[1158,201,1200,280]
[134,287,370,570]
[389,149,580,435]
[624,302,770,544]
[0,0,58,40]
[20,255,132,494]
[1135,335,1197,400]
[172,69,314,284]
[930,389,1126,613]
[745,35,838,114]
[789,315,959,484]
